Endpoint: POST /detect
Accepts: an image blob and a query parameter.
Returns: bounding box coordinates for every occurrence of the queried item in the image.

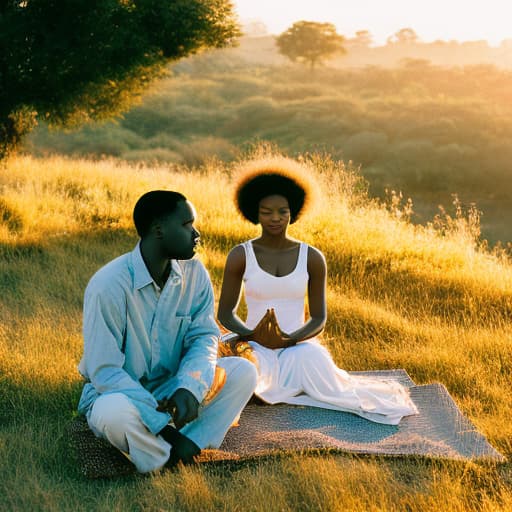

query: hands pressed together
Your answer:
[240,308,295,350]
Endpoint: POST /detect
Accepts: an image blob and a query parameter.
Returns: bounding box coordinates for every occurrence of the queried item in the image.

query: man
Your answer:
[77,190,257,473]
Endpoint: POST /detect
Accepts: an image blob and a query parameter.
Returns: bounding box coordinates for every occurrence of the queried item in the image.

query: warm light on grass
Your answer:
[1,153,511,511]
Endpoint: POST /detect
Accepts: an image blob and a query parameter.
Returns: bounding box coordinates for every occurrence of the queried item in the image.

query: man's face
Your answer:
[158,200,200,260]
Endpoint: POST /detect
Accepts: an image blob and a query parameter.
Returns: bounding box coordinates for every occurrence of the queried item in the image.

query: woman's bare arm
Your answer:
[285,245,327,343]
[217,245,253,337]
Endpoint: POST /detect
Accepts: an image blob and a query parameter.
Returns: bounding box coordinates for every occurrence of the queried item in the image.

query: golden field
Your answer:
[0,153,511,511]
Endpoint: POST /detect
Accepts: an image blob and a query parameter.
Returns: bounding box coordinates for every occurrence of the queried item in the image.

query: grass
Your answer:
[26,57,512,244]
[0,152,511,511]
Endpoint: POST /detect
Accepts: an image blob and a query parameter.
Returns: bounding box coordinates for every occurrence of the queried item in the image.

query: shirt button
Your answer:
[171,276,181,285]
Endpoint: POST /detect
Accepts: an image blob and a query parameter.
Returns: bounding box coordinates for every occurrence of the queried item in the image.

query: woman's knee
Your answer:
[281,342,333,374]
[284,341,328,361]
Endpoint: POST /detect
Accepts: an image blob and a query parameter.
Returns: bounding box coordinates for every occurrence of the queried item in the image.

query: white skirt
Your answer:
[249,340,418,425]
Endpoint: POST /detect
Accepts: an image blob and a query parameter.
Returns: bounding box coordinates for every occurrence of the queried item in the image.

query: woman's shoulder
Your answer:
[302,242,324,257]
[305,244,327,268]
[224,243,248,272]
[229,242,248,257]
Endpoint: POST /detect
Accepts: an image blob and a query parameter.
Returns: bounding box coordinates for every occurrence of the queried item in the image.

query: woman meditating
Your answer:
[217,156,418,425]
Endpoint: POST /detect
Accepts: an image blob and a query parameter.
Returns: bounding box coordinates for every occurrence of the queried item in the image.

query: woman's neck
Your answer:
[254,233,297,250]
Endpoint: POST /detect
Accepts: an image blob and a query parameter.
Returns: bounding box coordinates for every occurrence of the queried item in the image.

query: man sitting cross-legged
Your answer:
[77,190,257,473]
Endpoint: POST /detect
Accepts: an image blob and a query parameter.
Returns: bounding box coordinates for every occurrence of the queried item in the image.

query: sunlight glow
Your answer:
[233,0,512,46]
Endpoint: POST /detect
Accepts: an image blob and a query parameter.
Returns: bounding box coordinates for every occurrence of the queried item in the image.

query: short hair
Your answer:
[133,190,187,238]
[234,156,316,224]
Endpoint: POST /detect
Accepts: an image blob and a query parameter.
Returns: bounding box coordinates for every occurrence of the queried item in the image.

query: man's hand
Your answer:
[158,388,199,430]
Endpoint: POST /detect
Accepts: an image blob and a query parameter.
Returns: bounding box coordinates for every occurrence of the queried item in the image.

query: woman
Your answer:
[217,156,418,425]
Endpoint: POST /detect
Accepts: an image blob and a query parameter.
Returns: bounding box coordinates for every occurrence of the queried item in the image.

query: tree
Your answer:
[350,30,374,48]
[0,0,240,159]
[276,21,345,69]
[387,28,419,45]
[242,20,268,37]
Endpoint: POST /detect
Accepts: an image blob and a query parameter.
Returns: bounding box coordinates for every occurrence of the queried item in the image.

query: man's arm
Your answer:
[173,262,219,404]
[81,281,171,434]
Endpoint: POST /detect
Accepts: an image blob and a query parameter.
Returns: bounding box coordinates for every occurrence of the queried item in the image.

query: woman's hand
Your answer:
[247,309,295,349]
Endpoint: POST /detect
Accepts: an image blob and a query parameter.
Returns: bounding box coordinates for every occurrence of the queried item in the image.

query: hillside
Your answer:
[0,154,511,511]
[192,34,512,69]
[25,46,512,245]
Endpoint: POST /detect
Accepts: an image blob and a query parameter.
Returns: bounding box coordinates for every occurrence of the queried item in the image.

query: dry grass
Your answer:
[0,153,511,511]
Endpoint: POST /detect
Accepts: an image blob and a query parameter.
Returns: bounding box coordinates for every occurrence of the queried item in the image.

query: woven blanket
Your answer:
[68,370,504,478]
[219,370,504,461]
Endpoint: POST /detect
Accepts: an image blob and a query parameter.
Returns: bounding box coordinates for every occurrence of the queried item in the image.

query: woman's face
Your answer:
[258,194,291,235]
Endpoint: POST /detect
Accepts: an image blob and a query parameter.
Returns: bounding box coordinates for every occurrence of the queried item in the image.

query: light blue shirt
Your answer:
[77,243,219,434]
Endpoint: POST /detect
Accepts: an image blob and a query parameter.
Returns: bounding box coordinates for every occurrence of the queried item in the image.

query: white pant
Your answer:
[87,357,257,473]
[251,340,418,425]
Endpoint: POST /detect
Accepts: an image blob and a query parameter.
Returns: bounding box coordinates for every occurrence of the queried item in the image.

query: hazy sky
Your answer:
[233,0,512,46]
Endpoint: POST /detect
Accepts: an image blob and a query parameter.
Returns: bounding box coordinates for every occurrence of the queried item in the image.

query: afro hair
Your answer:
[234,156,316,224]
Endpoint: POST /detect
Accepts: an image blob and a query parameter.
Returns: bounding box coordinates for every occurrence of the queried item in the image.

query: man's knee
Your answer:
[218,356,258,393]
[235,357,258,390]
[89,392,140,435]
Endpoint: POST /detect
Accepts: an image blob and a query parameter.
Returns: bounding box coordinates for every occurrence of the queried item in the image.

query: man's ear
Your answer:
[152,220,164,239]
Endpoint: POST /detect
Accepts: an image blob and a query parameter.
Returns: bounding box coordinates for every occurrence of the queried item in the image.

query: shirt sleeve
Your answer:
[174,264,220,403]
[81,280,170,434]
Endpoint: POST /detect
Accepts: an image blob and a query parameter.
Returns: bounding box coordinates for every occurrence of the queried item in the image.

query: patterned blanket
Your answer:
[68,370,505,478]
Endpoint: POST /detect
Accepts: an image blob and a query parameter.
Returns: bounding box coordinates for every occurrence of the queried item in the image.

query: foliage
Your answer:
[1,153,512,510]
[348,30,374,48]
[0,0,240,159]
[387,27,420,45]
[26,53,512,244]
[276,21,346,68]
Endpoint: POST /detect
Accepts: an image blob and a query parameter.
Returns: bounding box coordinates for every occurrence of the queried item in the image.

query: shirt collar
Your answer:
[131,242,184,291]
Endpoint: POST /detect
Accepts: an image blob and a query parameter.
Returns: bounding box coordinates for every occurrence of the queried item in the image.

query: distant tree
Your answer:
[242,20,268,37]
[387,28,419,45]
[350,30,374,48]
[0,0,240,159]
[276,21,346,69]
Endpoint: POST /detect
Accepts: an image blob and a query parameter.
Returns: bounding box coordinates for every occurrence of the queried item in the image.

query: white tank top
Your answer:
[242,240,309,333]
